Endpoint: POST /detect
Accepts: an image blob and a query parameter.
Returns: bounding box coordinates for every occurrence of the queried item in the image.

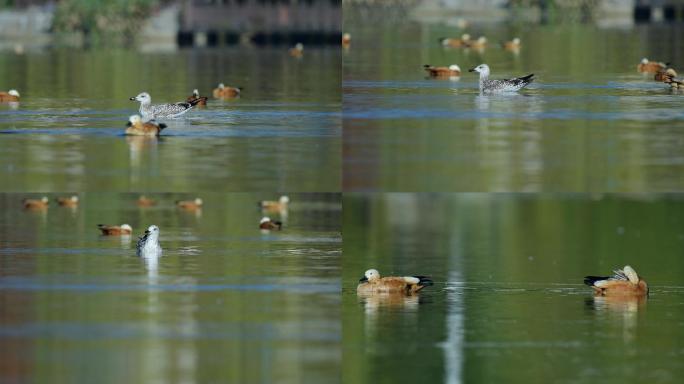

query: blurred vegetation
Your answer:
[51,0,158,40]
[509,0,601,22]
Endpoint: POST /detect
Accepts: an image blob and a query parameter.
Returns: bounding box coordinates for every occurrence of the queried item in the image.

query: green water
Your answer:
[0,48,341,191]
[343,18,684,191]
[343,193,684,383]
[0,193,341,383]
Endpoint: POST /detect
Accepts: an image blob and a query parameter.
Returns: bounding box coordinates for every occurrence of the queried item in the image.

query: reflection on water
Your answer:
[344,193,684,383]
[343,17,684,191]
[0,48,341,191]
[0,193,341,383]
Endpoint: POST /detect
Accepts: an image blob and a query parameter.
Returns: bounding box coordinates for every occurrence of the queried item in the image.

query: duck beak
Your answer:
[359,276,368,283]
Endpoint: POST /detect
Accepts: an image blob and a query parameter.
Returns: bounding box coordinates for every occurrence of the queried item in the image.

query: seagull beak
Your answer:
[129,97,136,101]
[126,121,132,127]
[359,276,368,283]
[468,68,477,72]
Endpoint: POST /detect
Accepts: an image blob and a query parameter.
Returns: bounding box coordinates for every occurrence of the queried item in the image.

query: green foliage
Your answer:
[52,0,158,38]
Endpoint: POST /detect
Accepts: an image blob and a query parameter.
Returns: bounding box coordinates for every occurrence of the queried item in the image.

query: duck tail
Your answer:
[584,276,609,287]
[414,276,434,287]
[188,97,204,107]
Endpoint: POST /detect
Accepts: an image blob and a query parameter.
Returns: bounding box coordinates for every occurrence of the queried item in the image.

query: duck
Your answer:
[502,37,521,51]
[342,32,351,48]
[584,265,648,297]
[22,196,48,209]
[663,73,684,89]
[0,89,20,102]
[289,42,304,57]
[56,195,79,207]
[655,67,678,82]
[637,58,667,73]
[259,217,282,230]
[125,115,166,137]
[259,195,289,212]
[137,195,156,207]
[186,89,208,106]
[423,64,461,78]
[357,269,433,294]
[212,83,242,98]
[465,36,488,49]
[438,34,471,48]
[176,197,203,210]
[97,224,133,236]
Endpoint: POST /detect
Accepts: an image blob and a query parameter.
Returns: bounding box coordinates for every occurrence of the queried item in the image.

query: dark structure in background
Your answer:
[178,0,341,47]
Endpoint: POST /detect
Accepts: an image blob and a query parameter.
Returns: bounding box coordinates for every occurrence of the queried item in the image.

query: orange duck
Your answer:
[584,265,648,297]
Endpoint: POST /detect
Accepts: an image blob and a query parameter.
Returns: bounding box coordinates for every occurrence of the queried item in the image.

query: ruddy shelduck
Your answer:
[438,34,471,48]
[259,217,282,230]
[465,36,488,49]
[56,195,79,207]
[289,42,304,57]
[186,89,208,106]
[655,67,678,82]
[259,195,289,212]
[584,265,649,297]
[0,89,20,102]
[212,83,242,98]
[137,195,156,207]
[176,197,203,210]
[502,37,521,51]
[125,115,166,137]
[357,269,433,294]
[663,73,684,89]
[637,58,667,74]
[423,64,461,78]
[23,196,48,209]
[342,33,351,48]
[98,224,133,236]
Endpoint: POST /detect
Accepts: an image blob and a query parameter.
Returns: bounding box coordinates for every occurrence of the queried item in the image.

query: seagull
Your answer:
[129,92,203,119]
[136,225,162,257]
[468,64,534,93]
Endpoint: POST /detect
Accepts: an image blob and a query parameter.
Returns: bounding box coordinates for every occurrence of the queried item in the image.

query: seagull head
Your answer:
[130,92,151,103]
[469,64,490,77]
[145,225,160,239]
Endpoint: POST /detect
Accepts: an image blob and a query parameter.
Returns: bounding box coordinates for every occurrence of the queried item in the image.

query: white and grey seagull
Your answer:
[130,92,203,119]
[468,64,534,93]
[136,225,163,258]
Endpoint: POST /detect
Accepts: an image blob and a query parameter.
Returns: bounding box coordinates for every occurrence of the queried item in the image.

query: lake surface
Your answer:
[343,17,684,191]
[0,193,341,383]
[0,47,341,191]
[343,193,684,383]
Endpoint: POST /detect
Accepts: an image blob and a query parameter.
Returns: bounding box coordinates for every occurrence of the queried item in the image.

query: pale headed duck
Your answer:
[357,269,434,295]
[176,197,203,210]
[0,89,20,102]
[438,34,471,48]
[125,115,166,137]
[137,195,156,207]
[56,195,79,207]
[342,33,351,48]
[289,42,304,57]
[259,217,283,230]
[466,36,488,49]
[98,224,133,236]
[186,89,208,106]
[584,265,648,297]
[637,58,667,73]
[502,37,521,51]
[212,83,242,98]
[423,64,461,78]
[23,196,48,209]
[259,195,289,212]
